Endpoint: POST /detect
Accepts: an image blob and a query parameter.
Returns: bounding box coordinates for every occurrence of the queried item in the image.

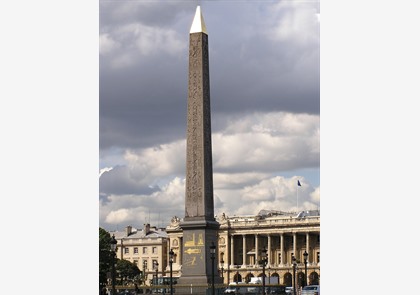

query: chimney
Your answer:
[144,223,150,235]
[126,225,132,236]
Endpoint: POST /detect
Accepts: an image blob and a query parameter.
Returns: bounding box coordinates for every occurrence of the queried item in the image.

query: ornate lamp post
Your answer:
[154,261,159,285]
[142,261,147,286]
[220,259,224,282]
[210,242,216,295]
[303,251,308,287]
[235,265,240,284]
[292,255,297,295]
[169,249,174,295]
[261,247,267,295]
[110,234,117,295]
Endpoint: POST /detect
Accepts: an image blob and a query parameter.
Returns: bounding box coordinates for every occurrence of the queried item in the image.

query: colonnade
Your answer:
[226,232,319,267]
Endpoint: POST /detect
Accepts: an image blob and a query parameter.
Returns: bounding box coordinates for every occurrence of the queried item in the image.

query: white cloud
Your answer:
[115,111,319,181]
[101,177,185,227]
[99,33,120,56]
[105,208,131,224]
[110,53,135,69]
[213,172,269,189]
[310,186,320,203]
[266,1,320,45]
[213,112,319,171]
[101,22,186,69]
[215,176,318,217]
[99,167,113,178]
[101,173,319,228]
[130,24,185,56]
[100,111,320,228]
[124,140,186,184]
[99,2,320,231]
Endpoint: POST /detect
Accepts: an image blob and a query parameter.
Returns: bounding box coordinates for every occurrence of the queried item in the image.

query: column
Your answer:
[179,237,183,266]
[242,235,246,266]
[306,232,310,263]
[120,239,124,260]
[255,234,259,265]
[280,233,284,265]
[167,239,170,269]
[293,233,297,261]
[267,234,271,266]
[230,235,235,266]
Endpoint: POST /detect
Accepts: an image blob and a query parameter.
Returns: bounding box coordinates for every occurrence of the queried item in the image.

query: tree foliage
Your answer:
[99,227,114,288]
[99,228,142,287]
[116,259,142,285]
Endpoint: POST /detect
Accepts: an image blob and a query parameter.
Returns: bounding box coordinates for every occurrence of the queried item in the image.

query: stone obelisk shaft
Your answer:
[185,8,214,221]
[178,6,221,287]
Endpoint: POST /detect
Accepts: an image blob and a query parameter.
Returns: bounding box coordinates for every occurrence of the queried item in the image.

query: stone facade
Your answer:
[110,210,320,287]
[166,210,320,287]
[111,224,168,286]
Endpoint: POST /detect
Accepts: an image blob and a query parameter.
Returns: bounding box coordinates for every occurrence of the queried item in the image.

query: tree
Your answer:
[116,259,142,285]
[99,228,114,290]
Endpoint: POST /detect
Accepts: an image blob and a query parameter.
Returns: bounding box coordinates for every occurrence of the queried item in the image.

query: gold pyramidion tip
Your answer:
[190,5,207,34]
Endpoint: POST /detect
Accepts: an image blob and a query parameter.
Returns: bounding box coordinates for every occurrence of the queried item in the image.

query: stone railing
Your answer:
[228,216,320,228]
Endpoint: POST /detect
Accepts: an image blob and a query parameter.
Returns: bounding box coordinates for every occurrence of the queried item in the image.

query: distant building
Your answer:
[166,210,320,286]
[110,210,320,287]
[111,223,168,286]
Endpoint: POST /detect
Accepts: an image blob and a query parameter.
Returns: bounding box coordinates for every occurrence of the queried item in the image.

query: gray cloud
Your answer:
[100,1,319,151]
[99,1,320,230]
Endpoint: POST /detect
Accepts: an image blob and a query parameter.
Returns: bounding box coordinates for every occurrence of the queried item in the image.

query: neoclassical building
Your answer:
[166,210,320,286]
[111,224,168,285]
[109,210,320,287]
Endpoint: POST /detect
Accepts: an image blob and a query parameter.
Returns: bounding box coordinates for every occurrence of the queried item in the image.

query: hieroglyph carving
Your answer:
[185,32,214,219]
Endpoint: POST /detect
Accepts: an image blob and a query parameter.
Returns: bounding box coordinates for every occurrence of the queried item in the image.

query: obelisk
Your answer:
[178,6,221,286]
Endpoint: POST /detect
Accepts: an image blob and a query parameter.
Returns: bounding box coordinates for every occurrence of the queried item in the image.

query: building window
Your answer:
[124,247,129,254]
[134,247,138,254]
[317,252,320,263]
[152,247,157,254]
[143,260,148,270]
[153,260,158,269]
[143,247,148,254]
[278,253,281,264]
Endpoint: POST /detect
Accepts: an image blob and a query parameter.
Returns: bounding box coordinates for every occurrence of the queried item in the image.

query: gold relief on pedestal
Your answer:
[183,233,205,267]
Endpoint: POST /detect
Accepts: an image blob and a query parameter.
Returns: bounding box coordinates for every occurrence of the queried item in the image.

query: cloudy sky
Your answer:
[4,1,420,292]
[99,0,320,231]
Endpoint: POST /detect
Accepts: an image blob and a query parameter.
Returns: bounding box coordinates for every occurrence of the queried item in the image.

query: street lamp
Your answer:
[210,242,216,295]
[261,247,267,295]
[154,261,159,285]
[235,265,240,284]
[110,234,117,295]
[220,259,224,282]
[292,255,297,295]
[169,249,174,295]
[303,251,308,287]
[142,261,147,286]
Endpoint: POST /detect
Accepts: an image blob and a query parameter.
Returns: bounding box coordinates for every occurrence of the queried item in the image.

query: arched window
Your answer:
[283,272,292,287]
[309,272,319,285]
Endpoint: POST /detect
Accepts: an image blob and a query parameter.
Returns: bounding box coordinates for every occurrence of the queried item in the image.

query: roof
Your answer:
[110,227,168,240]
